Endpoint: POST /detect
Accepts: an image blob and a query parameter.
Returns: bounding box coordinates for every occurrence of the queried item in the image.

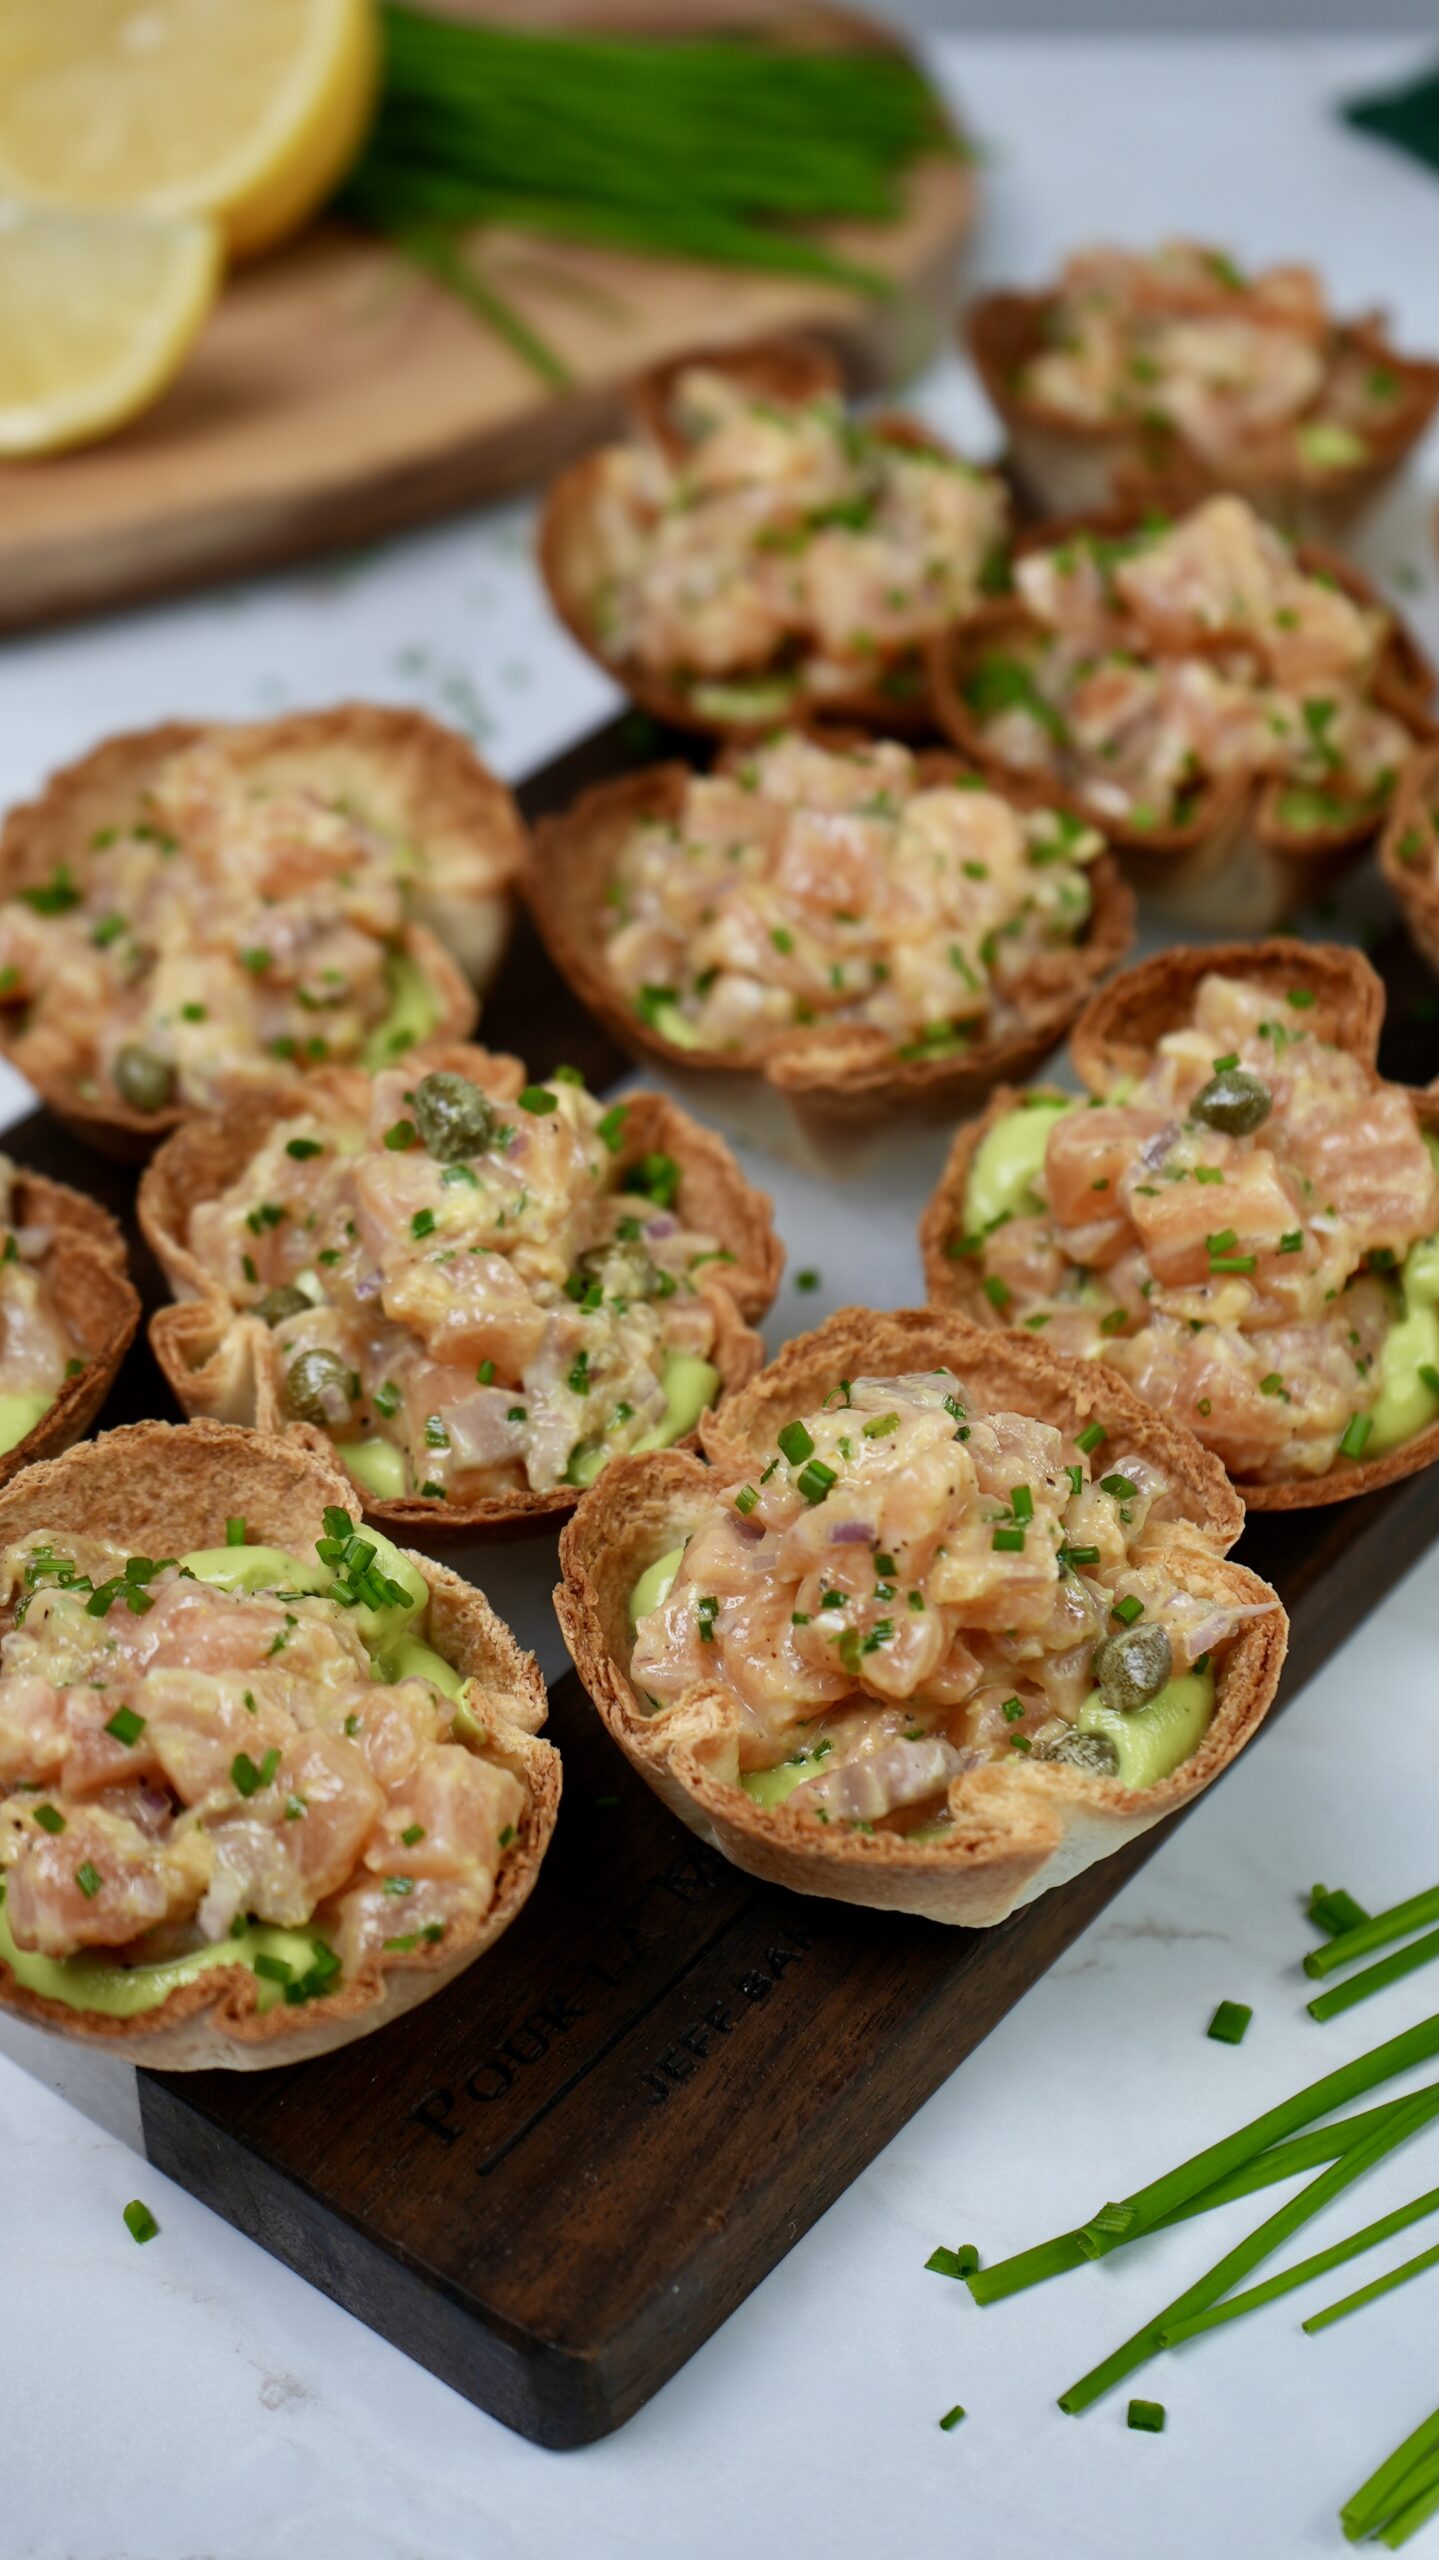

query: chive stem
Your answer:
[1160,2177,1439,2346]
[1306,1885,1439,1979]
[1303,2235,1439,2337]
[1342,2409,1439,2544]
[1309,1927,1439,2023]
[1058,2091,1436,2414]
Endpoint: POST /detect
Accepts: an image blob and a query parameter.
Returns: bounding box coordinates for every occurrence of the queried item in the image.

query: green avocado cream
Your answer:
[739,1746,829,1809]
[180,1544,331,1598]
[644,998,704,1053]
[377,1631,465,1700]
[0,1888,327,2019]
[1299,421,1366,470]
[0,1389,54,1455]
[686,675,797,725]
[344,1437,410,1504]
[362,948,441,1072]
[964,1097,1073,1236]
[1077,1664,1215,1789]
[568,1354,722,1489]
[1368,1135,1439,1455]
[628,1542,685,1626]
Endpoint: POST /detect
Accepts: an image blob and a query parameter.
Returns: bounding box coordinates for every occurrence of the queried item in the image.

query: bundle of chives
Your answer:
[1160,2178,1439,2345]
[340,4,959,383]
[1311,1928,1439,2024]
[1342,2406,1439,2546]
[966,2084,1439,2307]
[1303,1882,1439,2022]
[1057,2091,1437,2414]
[1304,2236,1439,2336]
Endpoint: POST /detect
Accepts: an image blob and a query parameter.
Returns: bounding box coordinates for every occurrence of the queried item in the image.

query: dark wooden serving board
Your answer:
[9,711,1434,2448]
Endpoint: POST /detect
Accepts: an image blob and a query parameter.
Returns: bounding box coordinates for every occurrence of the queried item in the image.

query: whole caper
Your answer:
[1033,1729,1120,1776]
[1093,1621,1173,1715]
[282,1347,354,1425]
[255,1285,311,1328]
[1191,1066,1272,1138]
[412,1070,495,1163]
[112,1043,175,1115]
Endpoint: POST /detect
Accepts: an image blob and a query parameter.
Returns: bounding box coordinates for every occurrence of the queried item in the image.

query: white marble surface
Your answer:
[5,34,1439,2560]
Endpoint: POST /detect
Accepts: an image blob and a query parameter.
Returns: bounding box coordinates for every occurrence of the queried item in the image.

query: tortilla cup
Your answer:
[929,529,1434,932]
[0,705,527,1160]
[968,288,1439,540]
[0,1418,557,2068]
[920,938,1439,1511]
[139,1042,783,1538]
[525,741,1135,1169]
[0,1166,141,1488]
[538,334,987,740]
[556,1305,1285,1926]
[1381,741,1439,981]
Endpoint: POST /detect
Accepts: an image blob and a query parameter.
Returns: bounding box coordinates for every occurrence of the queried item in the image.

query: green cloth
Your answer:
[1345,67,1439,176]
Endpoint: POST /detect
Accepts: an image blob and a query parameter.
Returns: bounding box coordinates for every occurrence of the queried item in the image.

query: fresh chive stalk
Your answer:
[1309,1928,1439,2024]
[1058,2091,1437,2414]
[967,2081,1439,2307]
[1073,2011,1439,2263]
[1160,2177,1439,2346]
[1341,2406,1439,2544]
[1303,2236,1439,2337]
[1306,1884,1439,1979]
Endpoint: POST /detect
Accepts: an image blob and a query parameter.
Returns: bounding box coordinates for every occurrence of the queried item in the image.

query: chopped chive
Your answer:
[476,1359,495,1385]
[76,1861,102,1899]
[795,1268,820,1292]
[992,1526,1026,1553]
[938,2405,966,2433]
[1339,1413,1373,1461]
[1306,1883,1439,1979]
[1075,1423,1106,1454]
[1279,1230,1303,1253]
[123,2200,160,2245]
[1001,1696,1025,1722]
[862,1412,899,1439]
[104,1706,146,1748]
[1164,2178,1439,2347]
[926,2244,980,2280]
[411,1208,437,1241]
[777,1420,814,1465]
[1127,2401,1165,2434]
[253,1953,293,1985]
[401,1823,425,1847]
[1058,1544,1100,1569]
[1100,1473,1137,1500]
[1010,1483,1033,1523]
[518,1084,559,1114]
[1058,2088,1439,2413]
[1111,1594,1144,1626]
[32,1803,65,1834]
[797,1458,837,1504]
[1308,1882,1371,1939]
[1207,2001,1252,2046]
[1287,987,1316,1008]
[734,1485,759,1515]
[225,1516,246,1546]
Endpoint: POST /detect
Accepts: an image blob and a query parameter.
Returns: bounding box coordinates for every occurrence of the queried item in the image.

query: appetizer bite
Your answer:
[556,1308,1285,1925]
[0,1155,139,1483]
[539,335,1009,736]
[1381,742,1439,982]
[0,707,526,1156]
[921,941,1439,1508]
[932,496,1432,927]
[529,730,1134,1148]
[0,1420,556,2068]
[140,1045,781,1532]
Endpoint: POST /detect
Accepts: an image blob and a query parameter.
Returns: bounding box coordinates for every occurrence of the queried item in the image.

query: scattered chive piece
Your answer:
[123,2200,160,2245]
[938,2405,966,2433]
[1163,2179,1439,2346]
[1058,2089,1439,2414]
[992,1525,1025,1553]
[518,1083,558,1114]
[1309,1926,1439,2023]
[795,1268,820,1292]
[253,1953,293,1986]
[797,1458,837,1504]
[1075,1423,1106,1454]
[1010,1483,1033,1523]
[734,1484,758,1516]
[1127,2400,1165,2434]
[1306,1883,1439,1979]
[476,1359,495,1386]
[32,1802,65,1834]
[1112,1594,1144,1626]
[1308,1882,1371,1941]
[1287,987,1316,1008]
[104,1706,146,1748]
[925,2244,980,2280]
[1304,2234,1439,2337]
[225,1516,246,1547]
[1339,1413,1374,1461]
[777,1420,814,1466]
[1208,2001,1252,2046]
[75,1861,102,1899]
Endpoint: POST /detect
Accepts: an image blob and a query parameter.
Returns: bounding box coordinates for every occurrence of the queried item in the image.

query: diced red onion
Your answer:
[353,1269,384,1302]
[645,1215,678,1240]
[828,1521,877,1545]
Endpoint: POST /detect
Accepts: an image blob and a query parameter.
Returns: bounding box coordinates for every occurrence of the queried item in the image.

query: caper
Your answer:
[1093,1621,1173,1715]
[112,1043,175,1115]
[1033,1730,1120,1776]
[282,1347,354,1426]
[411,1070,495,1163]
[1190,1067,1272,1138]
[255,1285,310,1328]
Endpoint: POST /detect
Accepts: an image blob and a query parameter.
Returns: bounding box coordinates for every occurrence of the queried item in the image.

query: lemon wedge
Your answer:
[0,201,220,456]
[0,0,379,261]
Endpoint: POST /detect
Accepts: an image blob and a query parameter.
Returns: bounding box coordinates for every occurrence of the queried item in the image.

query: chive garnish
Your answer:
[1309,1926,1439,2023]
[1207,2001,1252,2045]
[797,1459,836,1505]
[1127,2401,1165,2434]
[1111,1595,1144,1626]
[104,1706,146,1748]
[992,1526,1025,1553]
[777,1420,814,1465]
[32,1803,65,1834]
[226,1516,246,1546]
[254,1954,293,1985]
[1058,2086,1439,2414]
[123,2201,160,2245]
[938,2406,966,2433]
[76,1861,102,1899]
[518,1084,559,1114]
[1100,1473,1137,1500]
[1162,2177,1439,2348]
[1339,1412,1373,1460]
[1058,1544,1100,1569]
[925,2245,980,2280]
[1010,1484,1033,1523]
[1308,1882,1371,1939]
[734,1485,759,1515]
[1306,1882,1439,1978]
[1075,1423,1106,1454]
[1304,2234,1439,2336]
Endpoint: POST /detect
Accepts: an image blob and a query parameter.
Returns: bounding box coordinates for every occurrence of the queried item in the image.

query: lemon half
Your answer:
[0,201,220,456]
[0,0,379,261]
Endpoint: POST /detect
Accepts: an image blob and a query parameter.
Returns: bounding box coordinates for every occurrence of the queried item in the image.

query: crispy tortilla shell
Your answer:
[0,1168,140,1488]
[556,1307,1283,1926]
[0,1419,556,2067]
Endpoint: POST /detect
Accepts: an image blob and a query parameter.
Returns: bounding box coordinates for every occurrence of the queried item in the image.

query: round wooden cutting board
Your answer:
[0,0,978,633]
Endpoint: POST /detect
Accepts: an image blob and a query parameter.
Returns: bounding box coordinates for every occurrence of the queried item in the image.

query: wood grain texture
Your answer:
[0,1,976,634]
[91,713,1439,2448]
